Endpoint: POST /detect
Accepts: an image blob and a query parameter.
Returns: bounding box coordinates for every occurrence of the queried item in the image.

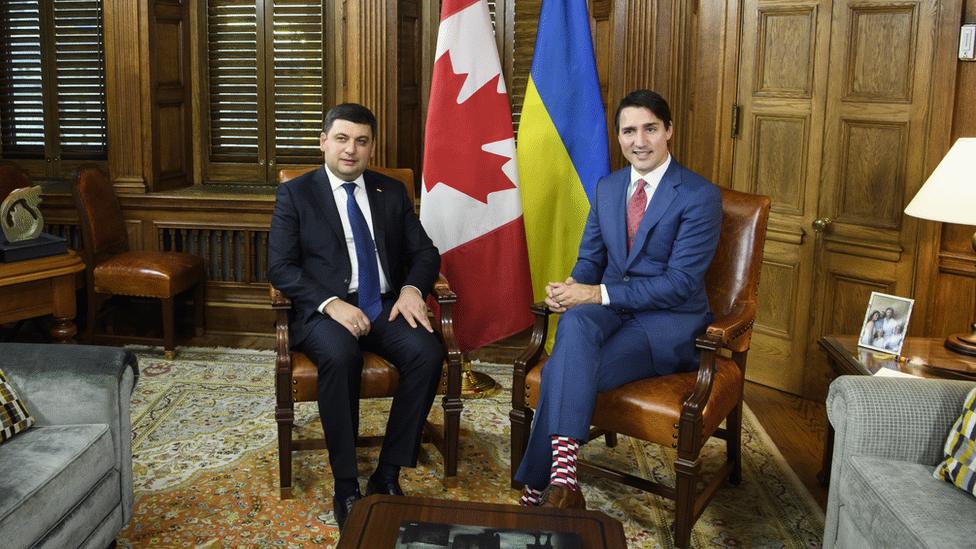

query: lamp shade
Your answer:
[904,138,976,225]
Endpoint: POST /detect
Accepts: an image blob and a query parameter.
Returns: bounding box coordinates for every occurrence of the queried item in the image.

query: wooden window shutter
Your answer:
[268,0,324,166]
[206,0,327,184]
[53,0,106,159]
[0,0,46,159]
[511,0,540,137]
[207,0,261,163]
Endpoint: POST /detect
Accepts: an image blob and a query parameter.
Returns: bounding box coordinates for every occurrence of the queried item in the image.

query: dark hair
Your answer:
[323,103,377,137]
[614,89,672,131]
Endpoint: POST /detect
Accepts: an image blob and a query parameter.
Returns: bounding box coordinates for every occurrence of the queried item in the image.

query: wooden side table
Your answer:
[0,251,85,343]
[817,335,976,485]
[338,495,627,548]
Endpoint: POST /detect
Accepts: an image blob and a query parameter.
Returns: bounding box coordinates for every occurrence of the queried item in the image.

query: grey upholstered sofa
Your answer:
[824,375,976,549]
[0,343,138,549]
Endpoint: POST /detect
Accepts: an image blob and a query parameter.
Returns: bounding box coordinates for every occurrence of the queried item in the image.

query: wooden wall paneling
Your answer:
[683,0,740,186]
[148,1,192,191]
[912,0,976,339]
[397,0,422,179]
[103,0,148,193]
[344,1,398,166]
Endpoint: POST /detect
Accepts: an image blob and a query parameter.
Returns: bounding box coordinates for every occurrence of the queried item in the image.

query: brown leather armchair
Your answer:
[272,166,463,498]
[510,188,770,549]
[0,161,32,201]
[72,167,206,359]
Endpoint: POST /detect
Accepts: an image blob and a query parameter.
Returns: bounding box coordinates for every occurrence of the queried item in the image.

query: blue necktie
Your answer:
[342,183,382,321]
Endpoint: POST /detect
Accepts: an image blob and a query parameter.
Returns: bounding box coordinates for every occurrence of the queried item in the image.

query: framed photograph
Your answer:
[857,292,915,356]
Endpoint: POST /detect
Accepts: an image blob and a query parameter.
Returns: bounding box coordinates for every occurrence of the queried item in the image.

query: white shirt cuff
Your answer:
[600,284,610,306]
[401,285,423,298]
[318,296,339,315]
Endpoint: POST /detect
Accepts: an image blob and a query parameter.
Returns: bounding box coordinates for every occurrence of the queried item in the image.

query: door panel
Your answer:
[732,0,831,394]
[804,0,939,398]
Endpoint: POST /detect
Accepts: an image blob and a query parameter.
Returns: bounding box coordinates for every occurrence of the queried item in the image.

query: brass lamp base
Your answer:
[460,359,500,399]
[945,325,976,357]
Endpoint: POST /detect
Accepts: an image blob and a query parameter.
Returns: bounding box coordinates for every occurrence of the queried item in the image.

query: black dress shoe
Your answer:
[332,491,362,530]
[365,476,404,496]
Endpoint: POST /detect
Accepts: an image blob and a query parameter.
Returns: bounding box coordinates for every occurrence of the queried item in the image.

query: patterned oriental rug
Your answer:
[117,347,824,548]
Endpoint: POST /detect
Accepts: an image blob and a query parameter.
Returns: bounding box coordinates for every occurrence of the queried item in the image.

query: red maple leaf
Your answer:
[423,52,516,204]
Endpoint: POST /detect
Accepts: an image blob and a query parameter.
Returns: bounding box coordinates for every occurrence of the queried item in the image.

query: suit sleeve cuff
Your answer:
[600,284,610,306]
[401,285,423,299]
[318,296,339,316]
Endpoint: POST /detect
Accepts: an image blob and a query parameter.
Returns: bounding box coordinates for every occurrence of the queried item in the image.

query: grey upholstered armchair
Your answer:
[0,343,138,549]
[824,375,976,549]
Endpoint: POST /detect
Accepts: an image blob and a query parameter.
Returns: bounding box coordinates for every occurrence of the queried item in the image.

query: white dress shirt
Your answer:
[318,166,393,315]
[599,154,672,305]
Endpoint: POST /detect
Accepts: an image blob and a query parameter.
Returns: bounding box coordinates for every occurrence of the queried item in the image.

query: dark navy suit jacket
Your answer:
[570,160,722,371]
[267,167,440,346]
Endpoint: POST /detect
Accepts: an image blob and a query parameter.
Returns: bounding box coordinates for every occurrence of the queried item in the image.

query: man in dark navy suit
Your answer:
[268,103,443,529]
[515,90,723,509]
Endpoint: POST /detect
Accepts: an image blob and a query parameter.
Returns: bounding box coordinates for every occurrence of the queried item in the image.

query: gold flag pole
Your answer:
[460,354,499,398]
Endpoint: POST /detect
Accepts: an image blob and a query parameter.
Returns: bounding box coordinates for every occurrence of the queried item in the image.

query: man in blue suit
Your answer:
[268,104,443,528]
[516,90,722,509]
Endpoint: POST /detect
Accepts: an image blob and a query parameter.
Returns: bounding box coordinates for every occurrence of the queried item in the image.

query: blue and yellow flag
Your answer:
[517,0,610,347]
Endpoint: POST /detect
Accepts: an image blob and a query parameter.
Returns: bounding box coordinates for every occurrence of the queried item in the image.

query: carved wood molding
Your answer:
[343,0,398,166]
[103,0,147,193]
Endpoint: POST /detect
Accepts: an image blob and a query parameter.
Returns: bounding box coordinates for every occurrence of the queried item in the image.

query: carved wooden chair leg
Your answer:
[194,282,206,336]
[509,406,532,488]
[162,297,175,360]
[604,432,618,447]
[442,394,461,487]
[277,408,294,499]
[727,402,743,485]
[673,453,701,549]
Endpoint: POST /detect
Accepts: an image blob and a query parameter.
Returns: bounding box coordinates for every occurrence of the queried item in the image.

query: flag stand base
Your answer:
[460,359,500,399]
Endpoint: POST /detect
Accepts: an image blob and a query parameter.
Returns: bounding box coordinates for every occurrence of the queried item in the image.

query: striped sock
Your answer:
[519,486,544,506]
[550,435,580,489]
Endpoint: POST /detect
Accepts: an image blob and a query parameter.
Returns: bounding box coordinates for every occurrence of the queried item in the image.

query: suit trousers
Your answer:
[298,296,445,481]
[514,304,683,489]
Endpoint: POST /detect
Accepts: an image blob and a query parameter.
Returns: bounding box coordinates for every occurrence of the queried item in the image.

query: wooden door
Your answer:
[730,0,832,394]
[803,0,949,397]
[732,0,959,397]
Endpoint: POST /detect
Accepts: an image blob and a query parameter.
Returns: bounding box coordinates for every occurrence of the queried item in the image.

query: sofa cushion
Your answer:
[839,455,976,549]
[0,424,114,548]
[0,368,34,443]
[933,386,976,496]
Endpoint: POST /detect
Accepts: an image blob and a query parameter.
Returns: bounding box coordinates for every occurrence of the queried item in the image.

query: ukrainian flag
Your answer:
[517,0,609,344]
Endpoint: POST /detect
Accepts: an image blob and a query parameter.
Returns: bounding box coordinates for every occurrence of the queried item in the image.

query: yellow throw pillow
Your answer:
[933,387,976,496]
[0,368,35,443]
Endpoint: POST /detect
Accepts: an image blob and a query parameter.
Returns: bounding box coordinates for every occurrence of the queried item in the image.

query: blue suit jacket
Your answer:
[570,160,722,371]
[267,167,440,346]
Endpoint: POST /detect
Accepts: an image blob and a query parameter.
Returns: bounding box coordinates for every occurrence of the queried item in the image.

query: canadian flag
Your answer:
[420,0,533,352]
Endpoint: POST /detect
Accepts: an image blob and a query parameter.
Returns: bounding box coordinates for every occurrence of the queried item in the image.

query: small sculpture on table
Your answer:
[1,185,43,243]
[0,185,67,262]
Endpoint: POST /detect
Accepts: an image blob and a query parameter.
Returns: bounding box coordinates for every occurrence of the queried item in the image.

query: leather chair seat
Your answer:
[290,351,449,401]
[93,251,205,298]
[524,353,744,448]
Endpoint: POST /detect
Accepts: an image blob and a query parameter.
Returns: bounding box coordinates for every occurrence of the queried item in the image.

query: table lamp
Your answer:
[904,137,976,356]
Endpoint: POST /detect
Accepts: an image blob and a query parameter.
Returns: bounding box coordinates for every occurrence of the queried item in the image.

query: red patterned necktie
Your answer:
[626,179,647,250]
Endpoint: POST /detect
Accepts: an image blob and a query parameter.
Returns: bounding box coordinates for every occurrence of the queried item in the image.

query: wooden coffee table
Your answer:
[0,251,84,343]
[338,495,627,548]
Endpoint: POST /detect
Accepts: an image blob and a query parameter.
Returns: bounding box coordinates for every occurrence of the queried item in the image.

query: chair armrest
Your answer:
[511,301,552,409]
[827,376,974,466]
[270,284,291,309]
[0,343,138,522]
[704,300,756,352]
